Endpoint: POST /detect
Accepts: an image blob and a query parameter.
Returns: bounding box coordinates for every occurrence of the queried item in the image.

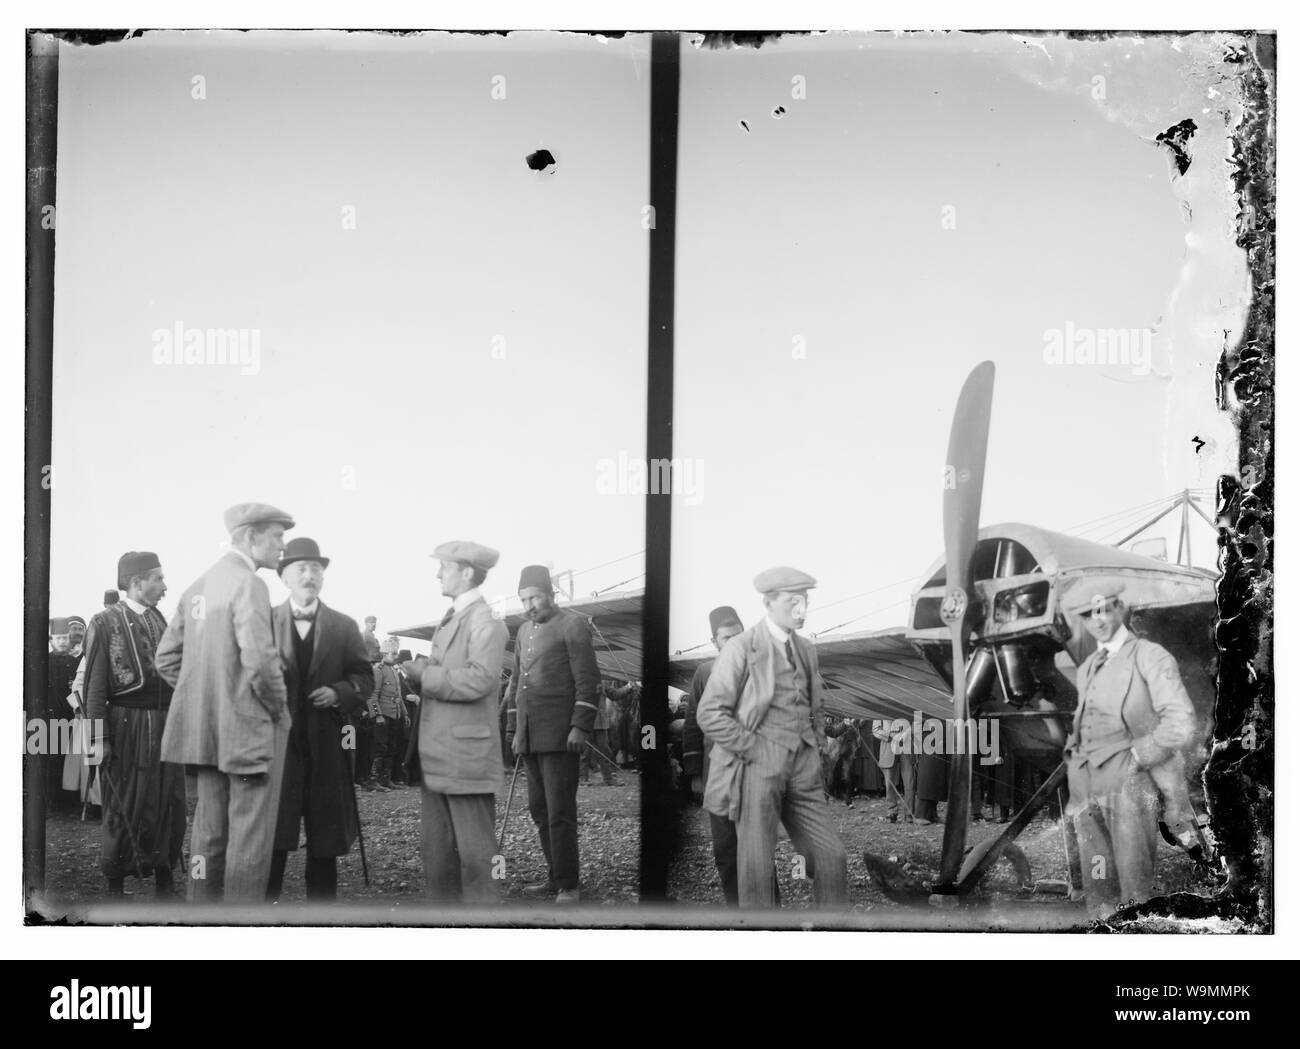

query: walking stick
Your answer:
[497,756,523,852]
[98,763,149,884]
[583,740,622,773]
[347,769,369,887]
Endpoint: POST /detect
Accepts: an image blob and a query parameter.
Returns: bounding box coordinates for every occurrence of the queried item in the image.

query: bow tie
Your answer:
[292,608,317,622]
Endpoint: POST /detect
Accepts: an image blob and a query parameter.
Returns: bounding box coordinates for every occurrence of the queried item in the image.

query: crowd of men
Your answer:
[680,570,1202,918]
[43,512,1203,918]
[41,502,615,907]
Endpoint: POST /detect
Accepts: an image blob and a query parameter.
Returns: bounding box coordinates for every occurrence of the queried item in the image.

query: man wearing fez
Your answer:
[504,565,601,904]
[682,605,751,905]
[156,503,294,904]
[401,542,508,904]
[82,553,186,896]
[266,537,373,901]
[1063,581,1197,918]
[696,568,849,908]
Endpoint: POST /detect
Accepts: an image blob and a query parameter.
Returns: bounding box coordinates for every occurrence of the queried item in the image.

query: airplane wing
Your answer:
[669,626,954,722]
[814,628,954,721]
[391,589,644,683]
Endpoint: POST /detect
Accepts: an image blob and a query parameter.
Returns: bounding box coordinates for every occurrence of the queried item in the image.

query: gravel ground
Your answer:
[33,767,640,915]
[665,789,1224,930]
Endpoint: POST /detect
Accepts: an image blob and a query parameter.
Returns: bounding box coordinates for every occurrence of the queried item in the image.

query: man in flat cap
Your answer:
[696,567,849,908]
[401,541,508,904]
[265,537,373,901]
[1063,580,1198,918]
[682,605,754,906]
[503,565,602,904]
[81,552,186,897]
[156,503,294,904]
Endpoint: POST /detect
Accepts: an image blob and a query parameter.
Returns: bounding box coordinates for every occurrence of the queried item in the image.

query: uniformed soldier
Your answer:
[504,564,602,904]
[368,638,410,790]
[401,541,508,904]
[696,567,849,909]
[1063,580,1197,918]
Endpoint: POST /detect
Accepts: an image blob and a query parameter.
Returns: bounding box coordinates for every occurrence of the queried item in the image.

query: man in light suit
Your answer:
[872,717,915,824]
[1063,580,1198,919]
[267,537,374,901]
[156,503,294,904]
[402,541,508,904]
[697,567,849,909]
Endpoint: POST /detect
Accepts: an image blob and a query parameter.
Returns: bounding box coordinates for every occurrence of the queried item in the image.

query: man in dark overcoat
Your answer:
[266,536,373,901]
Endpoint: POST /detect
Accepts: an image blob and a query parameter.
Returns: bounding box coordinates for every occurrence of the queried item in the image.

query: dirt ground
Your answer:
[34,778,1222,929]
[665,789,1224,929]
[34,766,639,915]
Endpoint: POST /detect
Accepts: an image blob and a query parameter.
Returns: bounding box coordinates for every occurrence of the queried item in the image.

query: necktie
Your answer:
[1094,647,1109,671]
[292,608,316,622]
[439,607,455,628]
[784,638,797,671]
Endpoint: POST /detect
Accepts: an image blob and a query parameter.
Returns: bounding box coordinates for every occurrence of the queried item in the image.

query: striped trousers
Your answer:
[736,735,848,908]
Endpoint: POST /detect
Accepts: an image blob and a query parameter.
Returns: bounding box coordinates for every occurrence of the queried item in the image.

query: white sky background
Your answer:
[670,32,1250,653]
[50,31,649,643]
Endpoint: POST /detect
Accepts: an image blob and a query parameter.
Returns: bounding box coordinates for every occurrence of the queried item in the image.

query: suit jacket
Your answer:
[503,608,602,754]
[271,600,372,856]
[416,595,508,794]
[681,659,714,777]
[156,551,289,775]
[696,621,826,820]
[1065,634,1196,805]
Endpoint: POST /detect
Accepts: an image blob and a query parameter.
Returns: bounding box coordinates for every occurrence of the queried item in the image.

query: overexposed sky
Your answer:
[50,30,649,640]
[670,32,1248,651]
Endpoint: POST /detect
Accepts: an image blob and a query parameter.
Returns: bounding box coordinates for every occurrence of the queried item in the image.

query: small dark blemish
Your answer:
[772,105,786,119]
[525,148,556,173]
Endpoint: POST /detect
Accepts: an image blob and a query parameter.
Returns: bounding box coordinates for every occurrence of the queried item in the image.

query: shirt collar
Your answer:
[764,616,791,645]
[452,587,482,615]
[124,597,149,616]
[290,598,319,616]
[1099,624,1132,656]
[228,547,257,572]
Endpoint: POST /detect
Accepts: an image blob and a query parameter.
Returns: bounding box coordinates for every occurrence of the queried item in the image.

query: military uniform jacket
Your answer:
[696,622,826,821]
[416,595,508,795]
[156,551,289,776]
[271,600,373,856]
[1065,634,1196,805]
[503,608,602,754]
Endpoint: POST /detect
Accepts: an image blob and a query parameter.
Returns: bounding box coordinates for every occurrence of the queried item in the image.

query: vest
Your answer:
[756,640,817,752]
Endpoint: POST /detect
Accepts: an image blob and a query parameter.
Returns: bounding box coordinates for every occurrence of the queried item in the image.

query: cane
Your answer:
[97,761,149,884]
[583,740,622,773]
[497,755,523,852]
[347,769,370,887]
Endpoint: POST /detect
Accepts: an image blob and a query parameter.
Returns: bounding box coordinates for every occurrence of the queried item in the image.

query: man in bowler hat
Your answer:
[266,537,374,901]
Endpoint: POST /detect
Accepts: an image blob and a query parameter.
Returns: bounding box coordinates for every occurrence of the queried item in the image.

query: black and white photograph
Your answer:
[22,19,1274,942]
[26,28,649,922]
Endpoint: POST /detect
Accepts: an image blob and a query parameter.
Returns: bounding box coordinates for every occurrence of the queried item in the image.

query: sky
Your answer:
[47,30,1252,659]
[669,32,1249,653]
[50,31,650,645]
